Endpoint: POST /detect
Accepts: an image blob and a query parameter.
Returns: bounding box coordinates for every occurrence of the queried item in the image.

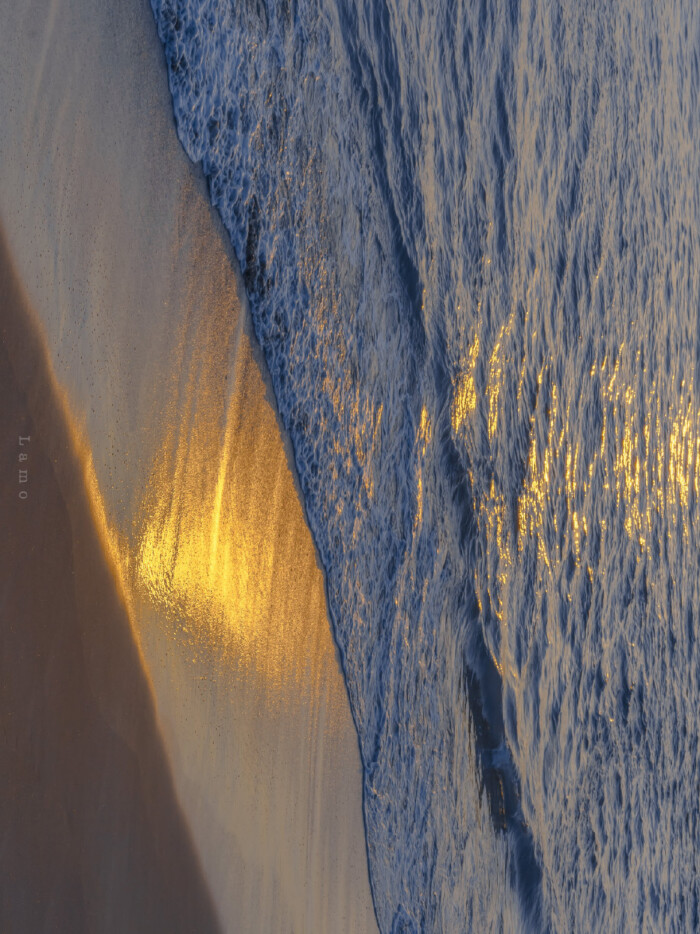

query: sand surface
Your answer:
[0,0,378,931]
[0,232,221,934]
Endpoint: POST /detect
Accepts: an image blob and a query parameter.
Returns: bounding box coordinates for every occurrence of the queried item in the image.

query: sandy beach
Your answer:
[0,1,378,931]
[0,230,221,933]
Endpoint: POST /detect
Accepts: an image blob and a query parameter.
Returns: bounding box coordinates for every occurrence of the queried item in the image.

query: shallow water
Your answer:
[151,0,700,929]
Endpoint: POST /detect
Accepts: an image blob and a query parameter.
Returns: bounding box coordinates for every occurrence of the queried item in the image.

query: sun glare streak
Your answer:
[450,332,700,647]
[451,335,480,432]
[132,333,336,704]
[515,351,700,569]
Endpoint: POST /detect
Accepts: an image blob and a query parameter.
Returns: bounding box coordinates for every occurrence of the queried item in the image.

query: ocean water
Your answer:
[149,0,700,930]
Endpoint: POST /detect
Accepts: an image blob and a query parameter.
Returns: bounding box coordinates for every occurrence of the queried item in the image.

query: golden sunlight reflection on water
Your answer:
[452,332,700,603]
[515,352,700,565]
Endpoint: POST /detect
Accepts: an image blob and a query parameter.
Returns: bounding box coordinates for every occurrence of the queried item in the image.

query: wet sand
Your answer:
[0,0,378,930]
[0,231,221,933]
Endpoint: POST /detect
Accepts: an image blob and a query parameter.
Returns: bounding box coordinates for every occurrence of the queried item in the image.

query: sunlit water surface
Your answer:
[150,0,700,930]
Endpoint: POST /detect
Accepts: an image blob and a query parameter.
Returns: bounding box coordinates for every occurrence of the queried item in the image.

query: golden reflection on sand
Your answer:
[131,303,338,709]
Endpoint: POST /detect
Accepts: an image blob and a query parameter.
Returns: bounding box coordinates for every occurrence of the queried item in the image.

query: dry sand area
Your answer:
[0,1,378,932]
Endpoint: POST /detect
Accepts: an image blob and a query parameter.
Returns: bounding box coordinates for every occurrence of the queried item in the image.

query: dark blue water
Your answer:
[150,0,700,929]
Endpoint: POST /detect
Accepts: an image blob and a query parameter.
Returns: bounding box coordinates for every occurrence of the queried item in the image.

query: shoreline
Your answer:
[0,1,378,930]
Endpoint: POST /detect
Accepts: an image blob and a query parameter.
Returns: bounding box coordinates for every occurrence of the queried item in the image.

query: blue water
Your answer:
[150,0,700,930]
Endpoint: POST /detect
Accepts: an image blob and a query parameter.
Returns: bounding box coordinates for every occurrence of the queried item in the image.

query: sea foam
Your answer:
[151,0,700,929]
